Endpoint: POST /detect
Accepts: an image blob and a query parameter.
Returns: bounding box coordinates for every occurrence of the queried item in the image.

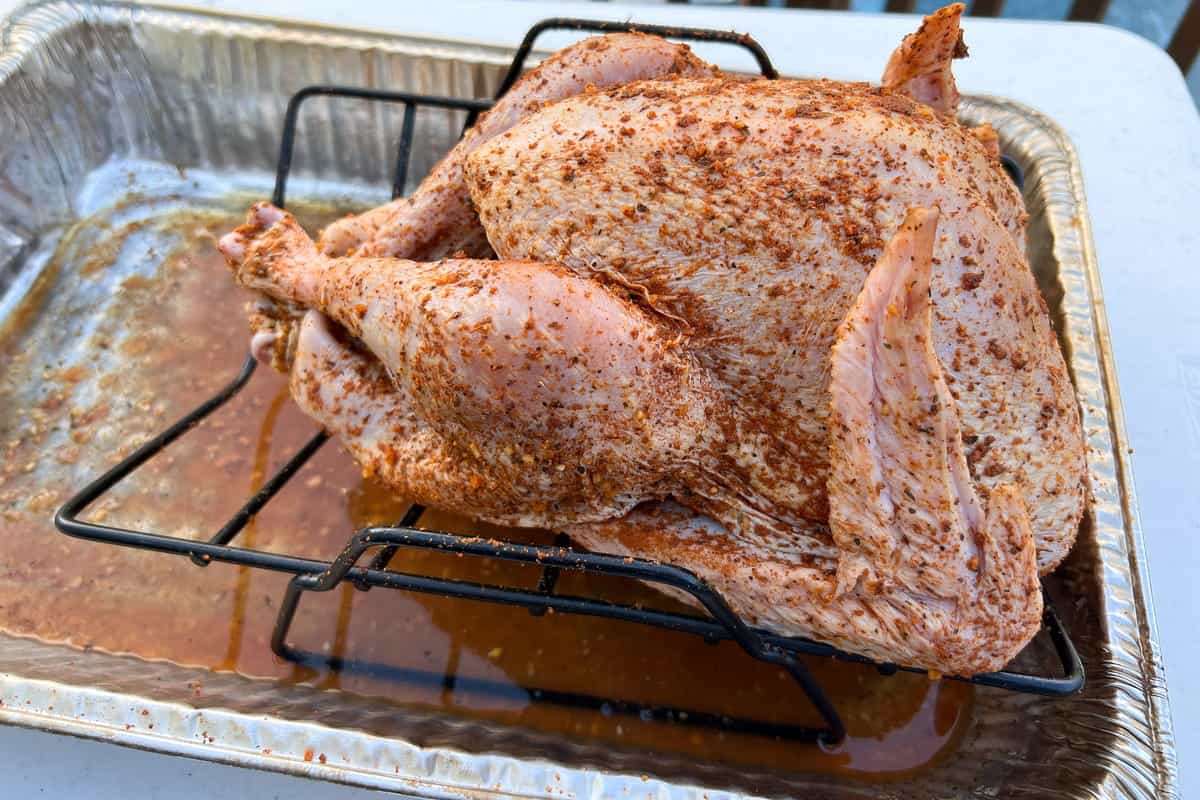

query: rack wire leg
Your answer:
[270,576,308,661]
[269,528,396,662]
[781,657,846,745]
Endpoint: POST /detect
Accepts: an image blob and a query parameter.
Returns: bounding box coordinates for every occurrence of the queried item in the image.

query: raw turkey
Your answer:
[220,3,1085,675]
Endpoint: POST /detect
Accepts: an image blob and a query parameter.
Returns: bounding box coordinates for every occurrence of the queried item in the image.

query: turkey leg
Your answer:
[221,202,748,528]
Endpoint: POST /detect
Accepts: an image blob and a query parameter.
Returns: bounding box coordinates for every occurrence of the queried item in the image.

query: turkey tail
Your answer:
[882,3,967,116]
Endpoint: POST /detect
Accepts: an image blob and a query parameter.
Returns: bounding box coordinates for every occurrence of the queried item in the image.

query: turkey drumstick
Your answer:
[222,203,790,531]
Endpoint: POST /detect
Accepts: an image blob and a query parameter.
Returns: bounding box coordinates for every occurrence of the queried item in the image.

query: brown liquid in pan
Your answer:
[0,201,971,780]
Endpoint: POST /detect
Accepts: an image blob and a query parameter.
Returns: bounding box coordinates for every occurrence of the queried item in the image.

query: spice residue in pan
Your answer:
[0,193,971,779]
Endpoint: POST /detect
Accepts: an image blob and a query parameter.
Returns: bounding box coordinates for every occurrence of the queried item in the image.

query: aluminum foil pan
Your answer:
[0,1,1177,797]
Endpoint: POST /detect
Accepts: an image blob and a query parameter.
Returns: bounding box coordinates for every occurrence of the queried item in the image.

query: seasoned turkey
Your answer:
[219,3,1085,674]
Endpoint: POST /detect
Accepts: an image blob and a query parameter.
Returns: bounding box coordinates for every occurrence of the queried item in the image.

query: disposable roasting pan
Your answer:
[0,2,1176,797]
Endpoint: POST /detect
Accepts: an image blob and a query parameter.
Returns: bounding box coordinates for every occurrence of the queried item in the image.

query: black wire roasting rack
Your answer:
[55,19,1083,747]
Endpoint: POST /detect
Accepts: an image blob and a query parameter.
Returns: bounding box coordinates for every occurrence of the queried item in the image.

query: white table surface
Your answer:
[1,0,1197,797]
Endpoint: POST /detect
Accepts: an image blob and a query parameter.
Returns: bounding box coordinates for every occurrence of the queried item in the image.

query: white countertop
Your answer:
[2,1,1198,797]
